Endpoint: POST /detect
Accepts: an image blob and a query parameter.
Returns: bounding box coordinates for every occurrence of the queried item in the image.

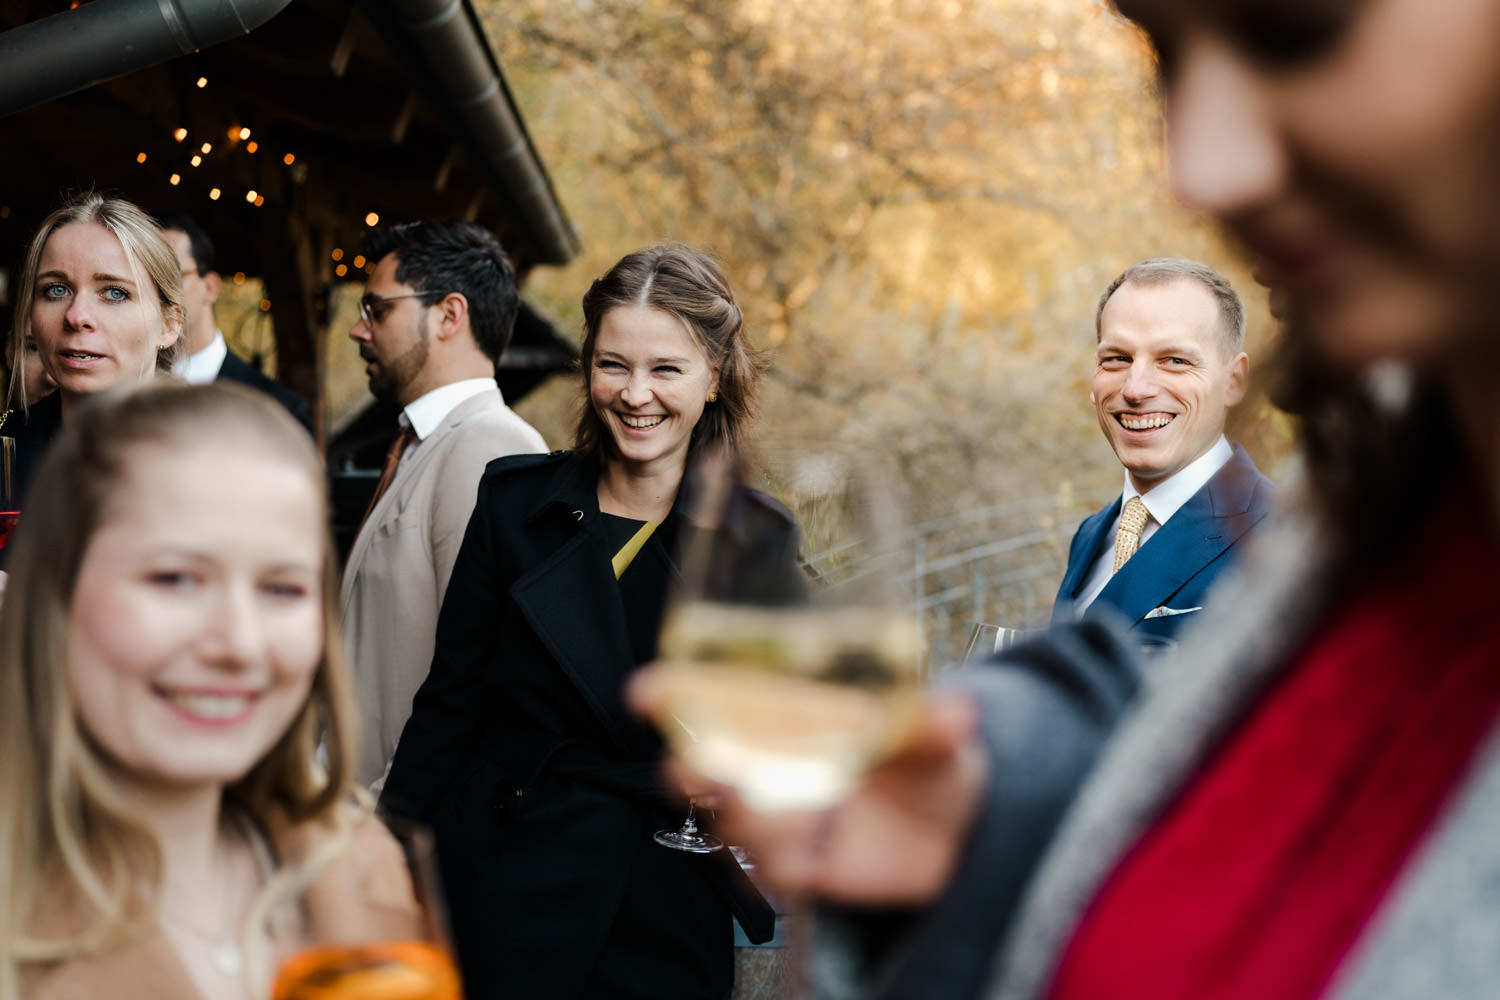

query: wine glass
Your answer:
[0,436,19,552]
[649,444,924,815]
[958,621,1038,669]
[653,797,723,853]
[266,818,462,1000]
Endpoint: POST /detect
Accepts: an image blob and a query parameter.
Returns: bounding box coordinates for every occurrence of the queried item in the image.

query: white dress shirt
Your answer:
[1074,436,1233,612]
[392,377,502,470]
[172,330,229,384]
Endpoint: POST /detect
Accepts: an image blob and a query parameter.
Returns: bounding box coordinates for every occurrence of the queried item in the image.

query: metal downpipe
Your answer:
[0,0,295,119]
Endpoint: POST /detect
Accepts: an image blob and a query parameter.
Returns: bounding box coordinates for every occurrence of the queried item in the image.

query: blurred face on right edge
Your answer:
[1122,0,1500,370]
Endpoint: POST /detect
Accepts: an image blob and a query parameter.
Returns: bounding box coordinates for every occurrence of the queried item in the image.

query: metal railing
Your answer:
[799,488,1116,670]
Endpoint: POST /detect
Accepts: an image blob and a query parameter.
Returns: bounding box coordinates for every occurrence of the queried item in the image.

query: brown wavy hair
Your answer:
[574,243,765,460]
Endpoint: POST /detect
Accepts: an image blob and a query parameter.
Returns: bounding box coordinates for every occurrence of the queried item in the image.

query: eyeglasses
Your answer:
[358,291,439,327]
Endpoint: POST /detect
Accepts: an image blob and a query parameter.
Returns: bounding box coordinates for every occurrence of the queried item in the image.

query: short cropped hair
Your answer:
[1095,257,1246,356]
[150,210,216,274]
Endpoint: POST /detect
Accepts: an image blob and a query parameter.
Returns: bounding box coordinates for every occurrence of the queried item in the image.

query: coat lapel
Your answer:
[509,463,646,753]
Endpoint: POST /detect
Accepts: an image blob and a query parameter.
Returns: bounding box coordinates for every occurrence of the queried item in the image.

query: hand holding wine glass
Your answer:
[630,674,989,905]
[646,445,927,816]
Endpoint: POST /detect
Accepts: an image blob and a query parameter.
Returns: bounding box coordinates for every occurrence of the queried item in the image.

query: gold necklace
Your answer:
[156,820,258,978]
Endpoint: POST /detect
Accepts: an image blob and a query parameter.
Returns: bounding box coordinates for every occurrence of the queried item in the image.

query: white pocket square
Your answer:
[1145,605,1202,619]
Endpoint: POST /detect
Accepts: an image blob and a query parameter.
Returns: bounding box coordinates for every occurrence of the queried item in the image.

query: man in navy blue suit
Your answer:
[1052,258,1275,640]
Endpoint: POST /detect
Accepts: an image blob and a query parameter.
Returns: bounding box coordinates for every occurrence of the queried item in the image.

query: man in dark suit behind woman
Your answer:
[153,211,314,432]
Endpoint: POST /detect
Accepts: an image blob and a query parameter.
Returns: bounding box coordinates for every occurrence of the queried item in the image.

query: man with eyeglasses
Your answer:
[341,220,547,787]
[153,211,313,431]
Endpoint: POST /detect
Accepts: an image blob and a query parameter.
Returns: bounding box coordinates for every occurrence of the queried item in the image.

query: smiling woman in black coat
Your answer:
[381,244,790,1000]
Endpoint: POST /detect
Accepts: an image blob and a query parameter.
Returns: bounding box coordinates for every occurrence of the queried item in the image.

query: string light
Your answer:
[254,195,265,206]
[352,255,366,269]
[259,299,271,312]
[283,153,295,165]
[136,152,147,163]
[196,77,208,88]
[200,142,212,154]
[331,248,344,261]
[233,273,246,285]
[246,141,258,154]
[237,127,251,141]
[169,173,181,186]
[174,128,188,141]
[364,212,380,226]
[209,188,221,201]
[245,190,258,203]
[190,155,202,167]
[335,264,348,277]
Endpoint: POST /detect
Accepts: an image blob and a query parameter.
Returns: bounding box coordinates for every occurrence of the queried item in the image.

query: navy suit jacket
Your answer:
[217,349,313,433]
[1052,444,1274,639]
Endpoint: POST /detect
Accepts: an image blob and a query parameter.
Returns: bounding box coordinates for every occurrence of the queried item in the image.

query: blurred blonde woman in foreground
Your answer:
[0,382,422,1000]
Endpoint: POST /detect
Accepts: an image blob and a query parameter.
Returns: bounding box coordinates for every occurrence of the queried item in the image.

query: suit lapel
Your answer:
[1092,449,1263,626]
[1095,491,1224,625]
[342,390,499,584]
[1058,499,1121,606]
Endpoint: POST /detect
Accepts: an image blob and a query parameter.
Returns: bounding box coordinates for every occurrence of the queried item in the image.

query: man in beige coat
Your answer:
[340,221,546,786]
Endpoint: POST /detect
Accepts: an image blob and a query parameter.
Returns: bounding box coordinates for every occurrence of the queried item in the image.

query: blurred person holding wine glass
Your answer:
[637,0,1500,998]
[0,382,438,1000]
[5,192,185,508]
[380,243,784,999]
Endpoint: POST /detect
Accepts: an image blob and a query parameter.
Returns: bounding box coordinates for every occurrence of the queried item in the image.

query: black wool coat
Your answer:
[381,450,784,1000]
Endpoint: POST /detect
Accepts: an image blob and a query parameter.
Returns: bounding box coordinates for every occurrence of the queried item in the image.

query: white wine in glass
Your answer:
[656,602,924,812]
[652,445,924,813]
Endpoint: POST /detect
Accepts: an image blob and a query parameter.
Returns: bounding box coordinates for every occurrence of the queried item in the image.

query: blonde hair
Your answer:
[8,192,185,411]
[0,382,358,996]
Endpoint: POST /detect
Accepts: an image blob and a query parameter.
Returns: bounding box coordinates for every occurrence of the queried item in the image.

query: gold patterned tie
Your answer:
[1112,496,1149,573]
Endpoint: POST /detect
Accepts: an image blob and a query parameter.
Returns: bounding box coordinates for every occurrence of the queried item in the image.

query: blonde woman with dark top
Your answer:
[5,192,184,505]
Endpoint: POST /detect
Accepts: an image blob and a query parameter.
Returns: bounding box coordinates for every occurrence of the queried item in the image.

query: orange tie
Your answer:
[361,424,415,526]
[1112,496,1149,573]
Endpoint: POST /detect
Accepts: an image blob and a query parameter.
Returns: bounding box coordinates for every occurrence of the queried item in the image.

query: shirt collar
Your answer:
[402,377,499,440]
[1123,435,1233,526]
[172,331,228,385]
